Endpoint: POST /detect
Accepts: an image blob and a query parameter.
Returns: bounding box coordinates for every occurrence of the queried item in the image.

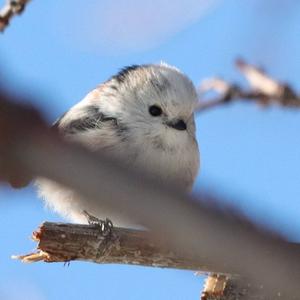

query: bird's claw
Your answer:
[83,210,113,237]
[63,261,71,267]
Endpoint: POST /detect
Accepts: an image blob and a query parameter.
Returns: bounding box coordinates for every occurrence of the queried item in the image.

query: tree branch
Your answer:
[0,0,31,32]
[13,221,300,300]
[13,221,221,272]
[197,58,300,111]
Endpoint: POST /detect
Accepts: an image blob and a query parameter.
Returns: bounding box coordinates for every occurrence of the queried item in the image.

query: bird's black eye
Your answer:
[149,105,162,117]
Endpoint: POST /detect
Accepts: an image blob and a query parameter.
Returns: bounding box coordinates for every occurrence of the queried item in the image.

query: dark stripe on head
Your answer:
[111,65,144,83]
[110,64,170,95]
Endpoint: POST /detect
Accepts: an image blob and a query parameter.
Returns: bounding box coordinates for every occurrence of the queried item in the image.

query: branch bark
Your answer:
[14,222,220,272]
[0,0,31,32]
[14,221,300,300]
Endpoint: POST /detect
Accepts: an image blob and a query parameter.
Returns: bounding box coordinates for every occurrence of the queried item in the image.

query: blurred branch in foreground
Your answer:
[197,58,300,112]
[0,0,31,32]
[1,87,300,299]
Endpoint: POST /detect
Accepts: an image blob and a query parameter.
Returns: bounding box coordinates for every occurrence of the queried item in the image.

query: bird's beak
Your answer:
[166,119,187,131]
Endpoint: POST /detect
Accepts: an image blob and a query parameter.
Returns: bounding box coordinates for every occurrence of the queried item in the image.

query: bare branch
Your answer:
[0,0,31,32]
[13,222,221,272]
[235,59,282,97]
[13,221,300,300]
[197,58,300,111]
[17,221,300,276]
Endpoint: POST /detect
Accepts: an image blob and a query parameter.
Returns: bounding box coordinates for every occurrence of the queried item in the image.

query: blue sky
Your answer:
[1,0,300,299]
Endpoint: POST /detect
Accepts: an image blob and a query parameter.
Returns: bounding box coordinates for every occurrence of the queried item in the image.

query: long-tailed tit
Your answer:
[36,63,200,227]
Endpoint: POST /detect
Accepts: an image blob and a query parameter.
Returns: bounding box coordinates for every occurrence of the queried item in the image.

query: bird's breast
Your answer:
[125,134,200,192]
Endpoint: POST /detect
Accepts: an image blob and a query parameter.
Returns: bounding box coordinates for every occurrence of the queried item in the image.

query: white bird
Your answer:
[36,63,200,227]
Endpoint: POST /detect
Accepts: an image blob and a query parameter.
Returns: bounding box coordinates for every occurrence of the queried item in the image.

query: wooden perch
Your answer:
[0,0,31,32]
[14,222,297,300]
[14,221,224,273]
[13,222,280,299]
[197,58,300,111]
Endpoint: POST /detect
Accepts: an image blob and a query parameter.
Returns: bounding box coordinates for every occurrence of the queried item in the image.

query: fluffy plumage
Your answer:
[36,63,200,227]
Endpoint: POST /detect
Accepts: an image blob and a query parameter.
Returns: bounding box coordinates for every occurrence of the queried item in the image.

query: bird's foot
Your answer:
[63,261,71,267]
[83,210,113,237]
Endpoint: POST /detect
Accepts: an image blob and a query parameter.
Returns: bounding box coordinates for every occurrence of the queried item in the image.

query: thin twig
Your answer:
[0,0,31,32]
[197,58,300,111]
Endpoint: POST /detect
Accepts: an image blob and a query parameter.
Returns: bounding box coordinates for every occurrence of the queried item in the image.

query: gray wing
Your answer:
[52,105,118,135]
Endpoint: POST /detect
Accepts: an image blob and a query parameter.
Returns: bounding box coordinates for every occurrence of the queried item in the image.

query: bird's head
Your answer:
[99,63,199,150]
